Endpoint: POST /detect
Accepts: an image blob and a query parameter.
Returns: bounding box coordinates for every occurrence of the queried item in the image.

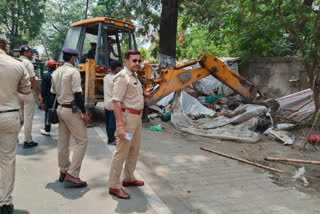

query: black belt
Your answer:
[0,109,19,114]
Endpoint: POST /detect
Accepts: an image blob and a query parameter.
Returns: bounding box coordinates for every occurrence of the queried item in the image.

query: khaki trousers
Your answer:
[0,112,21,206]
[109,112,142,189]
[18,92,36,143]
[57,106,88,178]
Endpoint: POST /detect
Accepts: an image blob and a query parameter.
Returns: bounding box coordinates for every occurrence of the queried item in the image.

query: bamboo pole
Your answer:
[265,157,320,165]
[200,147,283,173]
[302,108,320,151]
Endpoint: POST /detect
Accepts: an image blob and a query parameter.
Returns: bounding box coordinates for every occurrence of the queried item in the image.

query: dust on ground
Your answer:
[152,119,320,197]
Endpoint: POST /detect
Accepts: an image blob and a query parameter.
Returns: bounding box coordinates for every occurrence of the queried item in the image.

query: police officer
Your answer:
[40,59,57,136]
[18,45,43,148]
[51,48,90,188]
[0,35,31,213]
[108,50,152,199]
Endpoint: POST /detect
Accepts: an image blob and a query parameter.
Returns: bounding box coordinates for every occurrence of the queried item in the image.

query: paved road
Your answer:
[13,104,320,214]
[14,106,190,214]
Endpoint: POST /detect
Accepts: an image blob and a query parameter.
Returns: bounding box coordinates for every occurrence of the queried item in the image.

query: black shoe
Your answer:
[0,204,14,214]
[23,141,38,148]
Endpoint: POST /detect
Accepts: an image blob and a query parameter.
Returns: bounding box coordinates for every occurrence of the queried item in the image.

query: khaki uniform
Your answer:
[0,49,31,206]
[18,55,36,143]
[109,66,144,189]
[103,73,115,110]
[51,62,88,178]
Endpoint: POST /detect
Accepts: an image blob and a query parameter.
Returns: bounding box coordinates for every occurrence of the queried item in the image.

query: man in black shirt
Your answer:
[87,42,96,59]
[40,60,56,136]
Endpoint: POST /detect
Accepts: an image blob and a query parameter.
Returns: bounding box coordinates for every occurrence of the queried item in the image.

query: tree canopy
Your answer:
[0,0,46,48]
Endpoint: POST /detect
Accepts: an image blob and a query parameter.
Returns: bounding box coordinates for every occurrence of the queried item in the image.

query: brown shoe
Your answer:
[59,172,66,182]
[122,179,144,187]
[64,173,87,188]
[109,188,130,199]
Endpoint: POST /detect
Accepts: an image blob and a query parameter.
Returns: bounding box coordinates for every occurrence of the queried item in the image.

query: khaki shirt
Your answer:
[112,66,144,110]
[104,73,115,110]
[0,49,31,111]
[19,55,35,78]
[50,62,82,104]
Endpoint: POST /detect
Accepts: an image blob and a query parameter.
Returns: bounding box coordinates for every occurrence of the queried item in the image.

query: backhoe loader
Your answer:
[141,54,273,109]
[62,17,275,117]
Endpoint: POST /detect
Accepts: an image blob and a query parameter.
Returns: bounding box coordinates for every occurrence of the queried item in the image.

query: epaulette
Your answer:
[15,58,22,62]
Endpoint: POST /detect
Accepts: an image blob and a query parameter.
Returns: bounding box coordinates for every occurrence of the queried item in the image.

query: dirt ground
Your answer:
[156,118,320,197]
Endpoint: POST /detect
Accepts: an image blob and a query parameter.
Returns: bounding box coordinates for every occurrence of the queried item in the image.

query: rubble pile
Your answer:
[148,59,317,145]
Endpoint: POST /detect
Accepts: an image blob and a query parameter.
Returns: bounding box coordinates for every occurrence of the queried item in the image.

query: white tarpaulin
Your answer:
[179,91,215,116]
[170,92,268,143]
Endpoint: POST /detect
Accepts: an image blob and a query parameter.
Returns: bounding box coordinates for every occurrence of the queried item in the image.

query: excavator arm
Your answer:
[142,54,261,106]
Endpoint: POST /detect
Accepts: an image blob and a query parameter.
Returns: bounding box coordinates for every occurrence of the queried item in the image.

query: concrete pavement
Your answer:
[12,105,320,214]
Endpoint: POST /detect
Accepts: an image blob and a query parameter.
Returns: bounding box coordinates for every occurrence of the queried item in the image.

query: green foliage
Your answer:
[139,47,148,62]
[90,0,121,18]
[119,0,161,36]
[176,21,230,60]
[39,0,91,60]
[0,0,46,48]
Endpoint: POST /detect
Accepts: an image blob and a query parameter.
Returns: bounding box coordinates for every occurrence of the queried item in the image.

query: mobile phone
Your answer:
[150,84,160,94]
[125,133,133,141]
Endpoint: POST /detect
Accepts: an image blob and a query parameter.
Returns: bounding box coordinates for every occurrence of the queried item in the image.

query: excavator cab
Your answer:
[59,17,137,117]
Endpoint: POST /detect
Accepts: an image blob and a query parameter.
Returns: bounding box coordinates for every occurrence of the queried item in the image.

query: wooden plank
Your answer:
[265,157,320,165]
[200,147,283,173]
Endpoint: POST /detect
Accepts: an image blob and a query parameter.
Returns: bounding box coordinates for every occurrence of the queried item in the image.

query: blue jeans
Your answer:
[105,109,116,142]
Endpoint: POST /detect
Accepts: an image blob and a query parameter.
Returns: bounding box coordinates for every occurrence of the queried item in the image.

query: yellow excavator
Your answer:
[61,17,271,117]
[142,54,262,106]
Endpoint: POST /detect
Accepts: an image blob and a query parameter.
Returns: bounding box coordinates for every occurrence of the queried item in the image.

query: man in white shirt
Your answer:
[103,60,123,145]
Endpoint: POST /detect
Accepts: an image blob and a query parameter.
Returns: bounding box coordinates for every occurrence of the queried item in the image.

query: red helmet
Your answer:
[45,59,57,68]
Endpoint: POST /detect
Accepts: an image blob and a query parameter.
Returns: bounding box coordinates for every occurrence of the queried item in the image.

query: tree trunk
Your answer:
[159,0,179,68]
[306,66,320,113]
[85,0,89,19]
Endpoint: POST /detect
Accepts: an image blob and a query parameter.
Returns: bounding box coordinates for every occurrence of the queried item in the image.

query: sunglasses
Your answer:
[132,59,142,63]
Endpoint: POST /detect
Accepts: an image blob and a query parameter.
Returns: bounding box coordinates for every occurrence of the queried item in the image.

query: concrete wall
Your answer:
[239,57,309,99]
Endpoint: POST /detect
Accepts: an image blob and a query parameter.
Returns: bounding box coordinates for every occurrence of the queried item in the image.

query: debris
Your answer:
[200,147,283,173]
[204,94,224,103]
[149,125,163,132]
[268,130,295,145]
[292,167,308,184]
[265,157,320,165]
[148,113,160,120]
[276,89,314,122]
[275,123,296,131]
[160,112,171,122]
[302,108,320,150]
[308,135,320,144]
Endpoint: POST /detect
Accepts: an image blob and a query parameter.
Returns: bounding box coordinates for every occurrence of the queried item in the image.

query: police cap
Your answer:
[61,48,79,57]
[19,45,36,53]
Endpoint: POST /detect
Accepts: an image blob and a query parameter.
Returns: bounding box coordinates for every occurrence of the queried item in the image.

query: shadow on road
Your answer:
[13,209,29,214]
[111,188,150,214]
[45,180,90,200]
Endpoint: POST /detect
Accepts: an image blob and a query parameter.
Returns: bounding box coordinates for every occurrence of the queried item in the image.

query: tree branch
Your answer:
[276,0,309,71]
